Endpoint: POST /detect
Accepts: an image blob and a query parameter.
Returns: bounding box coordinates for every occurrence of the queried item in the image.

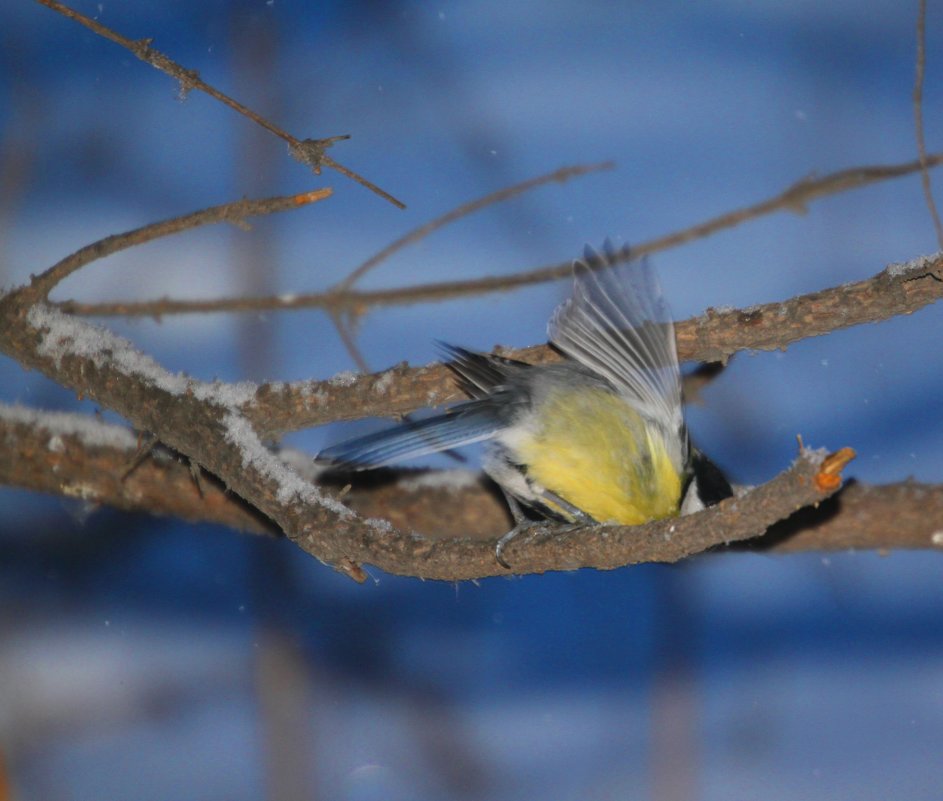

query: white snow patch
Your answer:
[398,469,481,492]
[885,252,942,277]
[328,370,359,388]
[298,382,328,405]
[190,380,258,408]
[27,303,191,395]
[0,403,138,452]
[372,371,394,395]
[221,412,350,516]
[26,304,258,408]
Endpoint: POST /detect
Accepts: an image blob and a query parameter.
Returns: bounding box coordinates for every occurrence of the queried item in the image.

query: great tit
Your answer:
[317,244,732,565]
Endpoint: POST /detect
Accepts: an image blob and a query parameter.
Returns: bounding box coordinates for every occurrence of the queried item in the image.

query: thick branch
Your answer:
[0,405,275,533]
[4,411,938,557]
[0,299,364,580]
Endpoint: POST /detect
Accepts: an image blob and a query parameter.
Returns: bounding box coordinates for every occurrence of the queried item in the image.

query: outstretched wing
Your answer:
[548,243,685,463]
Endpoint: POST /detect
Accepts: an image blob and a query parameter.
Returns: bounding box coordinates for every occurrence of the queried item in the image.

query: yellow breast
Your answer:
[513,387,682,525]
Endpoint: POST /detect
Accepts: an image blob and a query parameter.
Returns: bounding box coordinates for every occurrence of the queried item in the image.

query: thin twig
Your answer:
[313,151,407,210]
[333,162,615,293]
[58,152,943,318]
[120,431,158,481]
[35,0,405,209]
[913,0,943,247]
[328,308,371,374]
[24,189,332,302]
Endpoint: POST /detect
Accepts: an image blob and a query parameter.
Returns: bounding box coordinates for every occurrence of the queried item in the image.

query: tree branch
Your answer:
[5,408,936,557]
[0,405,275,534]
[36,0,405,208]
[24,189,332,302]
[235,252,943,437]
[0,393,855,579]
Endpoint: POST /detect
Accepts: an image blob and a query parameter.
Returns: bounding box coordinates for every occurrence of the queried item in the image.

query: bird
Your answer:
[316,243,732,567]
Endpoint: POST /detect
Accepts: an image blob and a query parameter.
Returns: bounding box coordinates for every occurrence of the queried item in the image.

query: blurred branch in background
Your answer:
[55,152,943,319]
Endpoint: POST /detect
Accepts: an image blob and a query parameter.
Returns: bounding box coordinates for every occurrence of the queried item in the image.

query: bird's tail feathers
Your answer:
[316,403,503,470]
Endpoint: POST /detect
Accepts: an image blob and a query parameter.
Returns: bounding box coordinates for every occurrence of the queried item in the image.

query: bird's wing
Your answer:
[548,243,685,447]
[435,342,525,398]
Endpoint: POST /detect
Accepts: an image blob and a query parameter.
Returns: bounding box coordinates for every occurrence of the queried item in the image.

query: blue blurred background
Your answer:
[1,1,943,799]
